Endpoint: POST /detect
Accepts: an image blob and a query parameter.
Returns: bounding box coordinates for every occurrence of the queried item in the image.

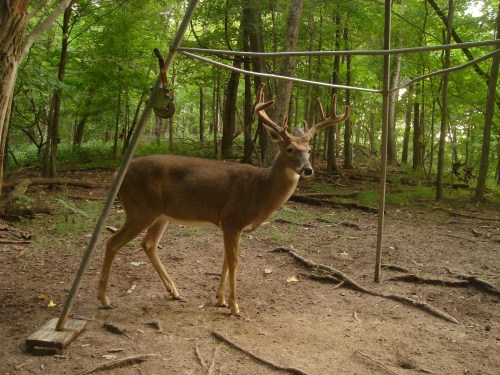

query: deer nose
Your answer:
[301,166,314,177]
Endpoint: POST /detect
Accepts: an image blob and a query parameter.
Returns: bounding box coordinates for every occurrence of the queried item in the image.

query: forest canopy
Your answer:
[1,0,499,202]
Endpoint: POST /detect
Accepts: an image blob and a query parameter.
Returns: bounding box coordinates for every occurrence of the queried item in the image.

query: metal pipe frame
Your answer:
[177,39,500,57]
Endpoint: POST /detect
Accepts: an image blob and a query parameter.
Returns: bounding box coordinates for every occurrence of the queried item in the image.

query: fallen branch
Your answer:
[438,208,500,222]
[0,239,31,245]
[212,331,309,375]
[2,177,109,190]
[289,194,378,214]
[77,354,156,375]
[273,248,459,324]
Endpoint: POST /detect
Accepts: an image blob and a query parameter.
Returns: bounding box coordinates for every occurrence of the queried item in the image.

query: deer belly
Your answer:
[161,214,219,228]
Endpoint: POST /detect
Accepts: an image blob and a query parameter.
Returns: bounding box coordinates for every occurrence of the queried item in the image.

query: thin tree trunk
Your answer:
[401,90,412,164]
[263,0,304,167]
[473,3,499,202]
[221,59,241,157]
[199,86,205,142]
[343,26,353,169]
[112,85,122,160]
[387,35,402,165]
[327,13,341,172]
[436,0,453,201]
[412,83,421,170]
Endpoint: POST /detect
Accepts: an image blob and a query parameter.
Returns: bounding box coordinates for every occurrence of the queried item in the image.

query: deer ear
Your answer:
[294,127,304,137]
[263,123,284,143]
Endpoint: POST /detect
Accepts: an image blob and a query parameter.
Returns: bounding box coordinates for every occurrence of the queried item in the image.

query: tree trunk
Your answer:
[342,27,353,169]
[263,0,304,167]
[412,84,422,170]
[221,59,241,157]
[0,1,29,194]
[73,95,93,147]
[327,13,341,172]
[112,86,122,160]
[0,0,71,194]
[199,86,205,142]
[473,3,499,202]
[387,35,402,165]
[401,92,412,164]
[122,89,147,154]
[436,0,453,201]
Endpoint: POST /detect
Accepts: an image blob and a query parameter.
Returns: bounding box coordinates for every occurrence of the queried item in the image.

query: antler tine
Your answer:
[306,95,350,138]
[254,84,290,140]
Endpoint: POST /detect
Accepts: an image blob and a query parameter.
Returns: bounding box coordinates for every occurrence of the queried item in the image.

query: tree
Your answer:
[0,0,72,194]
[473,3,499,202]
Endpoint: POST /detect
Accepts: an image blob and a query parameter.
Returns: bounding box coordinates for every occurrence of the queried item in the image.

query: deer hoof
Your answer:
[98,303,116,310]
[173,295,186,302]
[216,302,229,308]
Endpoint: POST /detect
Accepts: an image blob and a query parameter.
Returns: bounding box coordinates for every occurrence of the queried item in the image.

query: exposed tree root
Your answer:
[212,331,309,375]
[445,268,500,297]
[2,177,108,190]
[289,194,378,213]
[273,247,459,324]
[388,274,469,287]
[77,354,156,374]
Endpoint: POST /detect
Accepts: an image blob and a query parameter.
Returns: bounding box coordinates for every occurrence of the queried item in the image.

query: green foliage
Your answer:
[6,0,498,200]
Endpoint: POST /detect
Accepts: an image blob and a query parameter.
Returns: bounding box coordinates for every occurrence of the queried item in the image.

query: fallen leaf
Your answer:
[264,268,272,274]
[38,294,47,300]
[130,262,145,267]
[126,284,136,294]
[47,300,56,307]
[286,275,300,283]
[101,354,117,360]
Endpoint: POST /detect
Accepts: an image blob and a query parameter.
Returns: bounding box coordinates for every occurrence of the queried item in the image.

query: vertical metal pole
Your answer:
[55,0,200,331]
[374,0,391,283]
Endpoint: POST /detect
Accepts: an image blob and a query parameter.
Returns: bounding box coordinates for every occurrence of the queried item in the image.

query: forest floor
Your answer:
[0,165,499,375]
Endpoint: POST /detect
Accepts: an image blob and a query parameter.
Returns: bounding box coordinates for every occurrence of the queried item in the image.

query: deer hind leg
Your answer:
[221,228,242,315]
[141,217,181,300]
[97,218,152,308]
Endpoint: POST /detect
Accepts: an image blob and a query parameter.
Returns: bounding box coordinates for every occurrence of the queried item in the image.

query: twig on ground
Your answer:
[207,343,221,375]
[194,343,206,369]
[273,247,459,324]
[212,331,309,375]
[77,354,156,375]
[439,208,500,222]
[355,350,400,375]
[445,233,478,244]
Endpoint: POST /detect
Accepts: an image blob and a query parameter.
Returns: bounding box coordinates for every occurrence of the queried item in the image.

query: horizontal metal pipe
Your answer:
[390,49,500,92]
[177,39,500,58]
[178,51,382,93]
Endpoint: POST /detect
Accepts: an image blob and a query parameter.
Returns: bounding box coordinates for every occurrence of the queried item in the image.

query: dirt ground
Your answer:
[0,167,499,375]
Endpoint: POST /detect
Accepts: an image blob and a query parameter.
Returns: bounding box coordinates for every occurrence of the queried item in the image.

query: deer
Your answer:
[97,84,349,316]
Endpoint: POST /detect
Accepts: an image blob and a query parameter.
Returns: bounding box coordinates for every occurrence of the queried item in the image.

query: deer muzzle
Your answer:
[301,165,314,178]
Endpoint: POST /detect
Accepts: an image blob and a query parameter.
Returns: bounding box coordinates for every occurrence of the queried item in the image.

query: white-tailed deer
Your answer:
[97,84,349,315]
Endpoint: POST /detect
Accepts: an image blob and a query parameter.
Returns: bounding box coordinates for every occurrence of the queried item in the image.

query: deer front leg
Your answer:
[221,228,241,315]
[141,218,182,300]
[216,254,229,307]
[98,219,149,308]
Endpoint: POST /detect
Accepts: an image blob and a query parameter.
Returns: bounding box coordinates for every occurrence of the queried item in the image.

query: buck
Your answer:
[97,84,349,316]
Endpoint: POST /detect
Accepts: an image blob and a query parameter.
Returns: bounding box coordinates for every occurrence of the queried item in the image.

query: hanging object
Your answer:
[152,48,175,119]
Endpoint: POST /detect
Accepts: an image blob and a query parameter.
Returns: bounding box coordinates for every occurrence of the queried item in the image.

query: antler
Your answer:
[254,84,291,141]
[305,95,350,139]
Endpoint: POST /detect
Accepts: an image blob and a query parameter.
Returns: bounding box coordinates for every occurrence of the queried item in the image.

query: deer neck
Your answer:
[264,152,300,210]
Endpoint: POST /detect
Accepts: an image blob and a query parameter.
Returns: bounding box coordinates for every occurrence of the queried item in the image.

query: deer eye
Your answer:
[286,145,294,154]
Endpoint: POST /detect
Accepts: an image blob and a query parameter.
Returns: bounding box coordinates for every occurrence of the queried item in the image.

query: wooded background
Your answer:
[1,0,498,202]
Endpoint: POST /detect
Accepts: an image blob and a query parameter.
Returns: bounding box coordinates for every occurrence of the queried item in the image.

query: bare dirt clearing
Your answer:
[0,168,499,374]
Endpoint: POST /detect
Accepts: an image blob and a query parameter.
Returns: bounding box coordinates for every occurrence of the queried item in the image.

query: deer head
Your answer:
[255,84,350,177]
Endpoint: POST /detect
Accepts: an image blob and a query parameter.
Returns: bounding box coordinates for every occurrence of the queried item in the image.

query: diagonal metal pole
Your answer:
[374,0,391,283]
[55,0,200,331]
